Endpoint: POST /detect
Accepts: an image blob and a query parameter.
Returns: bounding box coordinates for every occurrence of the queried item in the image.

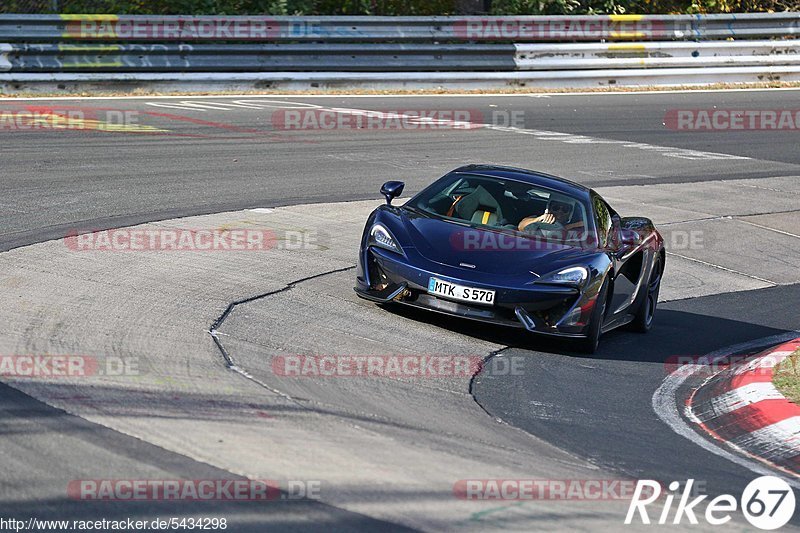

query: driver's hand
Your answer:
[518,213,555,231]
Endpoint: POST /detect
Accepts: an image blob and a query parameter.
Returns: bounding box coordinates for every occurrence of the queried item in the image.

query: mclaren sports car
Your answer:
[354,165,665,353]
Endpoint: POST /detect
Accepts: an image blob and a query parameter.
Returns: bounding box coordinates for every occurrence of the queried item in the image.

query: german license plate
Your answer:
[427,277,495,306]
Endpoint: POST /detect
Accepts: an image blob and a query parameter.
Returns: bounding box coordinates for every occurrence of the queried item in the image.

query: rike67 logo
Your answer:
[626,477,795,530]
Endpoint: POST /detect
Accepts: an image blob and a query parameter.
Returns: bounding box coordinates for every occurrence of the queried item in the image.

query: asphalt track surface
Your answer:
[1,90,800,530]
[3,89,800,252]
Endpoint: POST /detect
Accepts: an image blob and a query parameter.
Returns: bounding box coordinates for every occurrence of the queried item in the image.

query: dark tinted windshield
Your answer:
[405,173,592,246]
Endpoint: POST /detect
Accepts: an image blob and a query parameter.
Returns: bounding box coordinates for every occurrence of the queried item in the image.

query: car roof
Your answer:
[449,164,592,200]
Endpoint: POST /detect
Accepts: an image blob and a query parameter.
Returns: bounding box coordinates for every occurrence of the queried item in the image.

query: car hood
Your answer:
[401,211,593,277]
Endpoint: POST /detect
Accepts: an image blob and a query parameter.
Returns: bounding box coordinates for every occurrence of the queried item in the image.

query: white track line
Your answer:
[652,331,800,486]
[1,87,800,101]
[486,124,748,161]
[737,219,800,240]
[665,251,777,286]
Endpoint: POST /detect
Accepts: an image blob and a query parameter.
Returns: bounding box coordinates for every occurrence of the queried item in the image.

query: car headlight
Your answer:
[368,224,403,255]
[539,266,589,286]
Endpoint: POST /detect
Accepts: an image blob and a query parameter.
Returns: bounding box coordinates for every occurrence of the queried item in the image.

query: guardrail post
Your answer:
[0,43,11,72]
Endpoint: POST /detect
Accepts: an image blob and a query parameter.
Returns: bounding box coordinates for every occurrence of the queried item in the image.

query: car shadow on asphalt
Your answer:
[381,283,800,365]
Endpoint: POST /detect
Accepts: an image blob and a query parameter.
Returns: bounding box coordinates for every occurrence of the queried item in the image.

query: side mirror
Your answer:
[620,228,642,247]
[380,181,405,206]
[608,215,622,249]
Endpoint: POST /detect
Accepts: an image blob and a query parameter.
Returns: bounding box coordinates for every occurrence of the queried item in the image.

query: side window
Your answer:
[592,194,613,248]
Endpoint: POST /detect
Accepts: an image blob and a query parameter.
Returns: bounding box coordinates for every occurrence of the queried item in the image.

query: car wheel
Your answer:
[629,255,662,333]
[574,277,610,354]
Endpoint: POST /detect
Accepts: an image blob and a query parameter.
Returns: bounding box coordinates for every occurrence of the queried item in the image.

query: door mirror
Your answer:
[609,214,622,249]
[380,181,405,205]
[620,228,642,247]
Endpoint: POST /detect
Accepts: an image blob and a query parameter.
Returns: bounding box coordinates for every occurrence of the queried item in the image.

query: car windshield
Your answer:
[405,173,591,246]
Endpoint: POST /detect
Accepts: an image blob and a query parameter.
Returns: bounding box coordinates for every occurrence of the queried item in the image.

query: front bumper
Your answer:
[355,247,594,338]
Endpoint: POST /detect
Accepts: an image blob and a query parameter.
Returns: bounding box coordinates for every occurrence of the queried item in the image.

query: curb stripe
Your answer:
[654,331,800,484]
[701,400,800,440]
[688,338,800,474]
[733,350,794,374]
[729,370,776,389]
[694,382,786,422]
[729,416,800,462]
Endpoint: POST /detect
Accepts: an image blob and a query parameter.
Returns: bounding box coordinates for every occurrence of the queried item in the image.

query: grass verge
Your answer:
[773,347,800,405]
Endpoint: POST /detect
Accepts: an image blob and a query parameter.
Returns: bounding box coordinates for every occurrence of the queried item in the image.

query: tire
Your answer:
[629,255,663,333]
[574,277,610,354]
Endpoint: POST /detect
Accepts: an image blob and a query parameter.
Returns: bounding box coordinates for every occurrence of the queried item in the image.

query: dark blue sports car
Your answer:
[355,165,665,353]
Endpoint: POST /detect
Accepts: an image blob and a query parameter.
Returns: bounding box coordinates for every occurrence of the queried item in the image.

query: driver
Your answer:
[518,197,584,232]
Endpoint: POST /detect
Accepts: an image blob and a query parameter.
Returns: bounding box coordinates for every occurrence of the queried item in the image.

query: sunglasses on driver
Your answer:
[549,202,572,214]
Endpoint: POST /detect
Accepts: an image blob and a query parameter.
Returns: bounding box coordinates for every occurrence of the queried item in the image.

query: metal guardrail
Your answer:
[5,40,799,72]
[6,66,798,88]
[0,14,799,88]
[0,13,798,42]
[3,43,517,72]
[514,41,800,70]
